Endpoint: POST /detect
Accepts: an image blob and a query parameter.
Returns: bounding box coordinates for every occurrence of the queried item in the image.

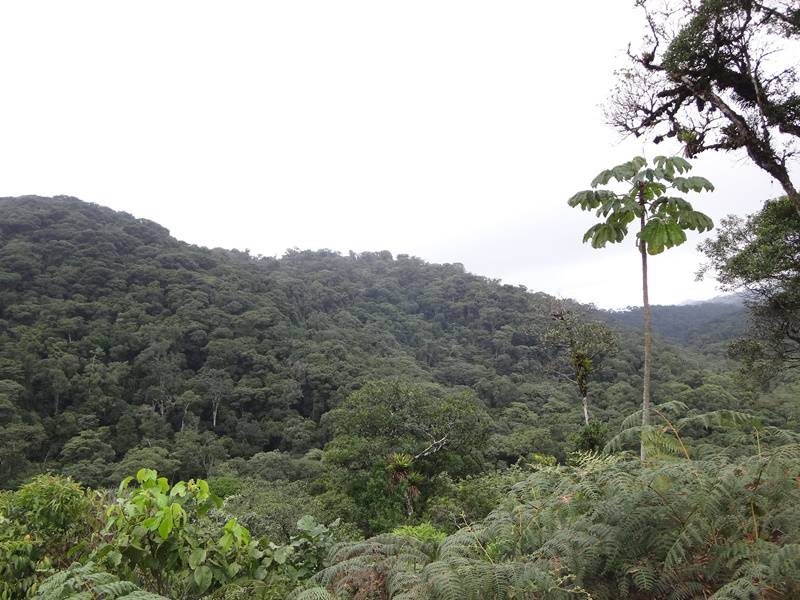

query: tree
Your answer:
[323,379,489,473]
[544,304,617,425]
[568,155,714,459]
[59,428,116,487]
[608,0,800,213]
[322,379,490,530]
[174,429,229,479]
[699,195,800,378]
[192,369,234,430]
[109,445,181,484]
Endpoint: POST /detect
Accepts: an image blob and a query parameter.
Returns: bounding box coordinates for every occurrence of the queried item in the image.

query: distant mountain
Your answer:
[676,293,746,307]
[603,298,747,351]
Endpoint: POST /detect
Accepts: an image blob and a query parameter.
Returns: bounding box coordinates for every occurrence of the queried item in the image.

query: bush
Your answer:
[0,474,97,598]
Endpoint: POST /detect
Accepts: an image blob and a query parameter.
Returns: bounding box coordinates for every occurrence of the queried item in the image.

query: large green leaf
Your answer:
[188,548,206,570]
[157,508,173,539]
[193,565,213,593]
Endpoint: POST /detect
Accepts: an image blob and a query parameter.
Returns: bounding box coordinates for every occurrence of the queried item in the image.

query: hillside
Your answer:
[2,196,800,599]
[1,196,791,490]
[604,301,747,354]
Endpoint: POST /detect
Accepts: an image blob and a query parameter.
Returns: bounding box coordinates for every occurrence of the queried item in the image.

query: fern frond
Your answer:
[31,563,170,600]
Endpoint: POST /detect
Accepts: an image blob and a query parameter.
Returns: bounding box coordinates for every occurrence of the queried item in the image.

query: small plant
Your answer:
[97,469,269,597]
[392,522,447,544]
[570,422,609,453]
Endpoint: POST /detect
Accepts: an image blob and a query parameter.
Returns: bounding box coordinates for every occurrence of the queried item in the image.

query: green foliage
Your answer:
[568,156,714,256]
[391,522,447,544]
[2,474,93,537]
[322,379,491,532]
[0,475,98,598]
[604,400,759,460]
[544,305,617,423]
[700,196,800,379]
[91,468,339,599]
[424,467,531,533]
[0,196,780,490]
[221,479,330,543]
[97,468,273,597]
[0,195,563,477]
[2,196,800,599]
[207,476,245,499]
[570,421,608,453]
[31,563,169,600]
[305,443,800,599]
[324,379,490,472]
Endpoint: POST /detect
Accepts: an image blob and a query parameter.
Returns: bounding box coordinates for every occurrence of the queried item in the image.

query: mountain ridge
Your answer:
[0,195,769,490]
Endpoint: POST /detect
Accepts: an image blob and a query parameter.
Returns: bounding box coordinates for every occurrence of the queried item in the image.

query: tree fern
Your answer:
[31,563,169,600]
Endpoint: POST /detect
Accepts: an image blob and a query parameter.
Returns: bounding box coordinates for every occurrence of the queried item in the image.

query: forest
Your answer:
[2,1,800,599]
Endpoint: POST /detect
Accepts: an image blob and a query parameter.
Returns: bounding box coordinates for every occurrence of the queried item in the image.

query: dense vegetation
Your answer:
[5,195,783,488]
[2,194,799,598]
[2,3,799,596]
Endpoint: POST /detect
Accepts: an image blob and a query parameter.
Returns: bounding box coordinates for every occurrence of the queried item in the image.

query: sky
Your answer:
[0,1,791,308]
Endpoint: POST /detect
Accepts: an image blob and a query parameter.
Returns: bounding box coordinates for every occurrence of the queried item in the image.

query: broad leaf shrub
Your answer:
[95,468,338,599]
[0,475,99,599]
[0,469,339,600]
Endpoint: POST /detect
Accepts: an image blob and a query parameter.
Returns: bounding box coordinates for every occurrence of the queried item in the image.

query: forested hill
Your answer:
[604,300,747,352]
[0,196,775,490]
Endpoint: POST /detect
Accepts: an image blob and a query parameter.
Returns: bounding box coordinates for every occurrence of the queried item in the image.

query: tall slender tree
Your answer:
[568,155,715,459]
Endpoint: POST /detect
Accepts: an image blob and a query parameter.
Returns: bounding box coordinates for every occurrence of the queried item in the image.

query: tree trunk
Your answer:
[679,75,800,216]
[582,395,590,426]
[212,400,218,429]
[639,188,653,462]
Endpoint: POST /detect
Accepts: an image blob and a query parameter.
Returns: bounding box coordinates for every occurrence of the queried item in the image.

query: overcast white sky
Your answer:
[1,1,792,308]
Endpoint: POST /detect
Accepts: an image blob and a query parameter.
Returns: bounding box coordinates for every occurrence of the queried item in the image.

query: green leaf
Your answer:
[136,468,157,486]
[117,476,133,496]
[296,515,317,533]
[158,509,173,539]
[107,550,122,567]
[582,224,600,244]
[591,169,614,187]
[273,545,291,565]
[193,565,213,593]
[189,548,206,570]
[219,532,234,552]
[169,481,186,498]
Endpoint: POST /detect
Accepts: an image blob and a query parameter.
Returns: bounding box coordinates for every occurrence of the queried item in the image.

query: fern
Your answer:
[289,588,339,600]
[302,439,800,599]
[31,563,169,600]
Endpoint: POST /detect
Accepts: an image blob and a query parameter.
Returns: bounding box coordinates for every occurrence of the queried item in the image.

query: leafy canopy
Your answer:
[568,156,714,255]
